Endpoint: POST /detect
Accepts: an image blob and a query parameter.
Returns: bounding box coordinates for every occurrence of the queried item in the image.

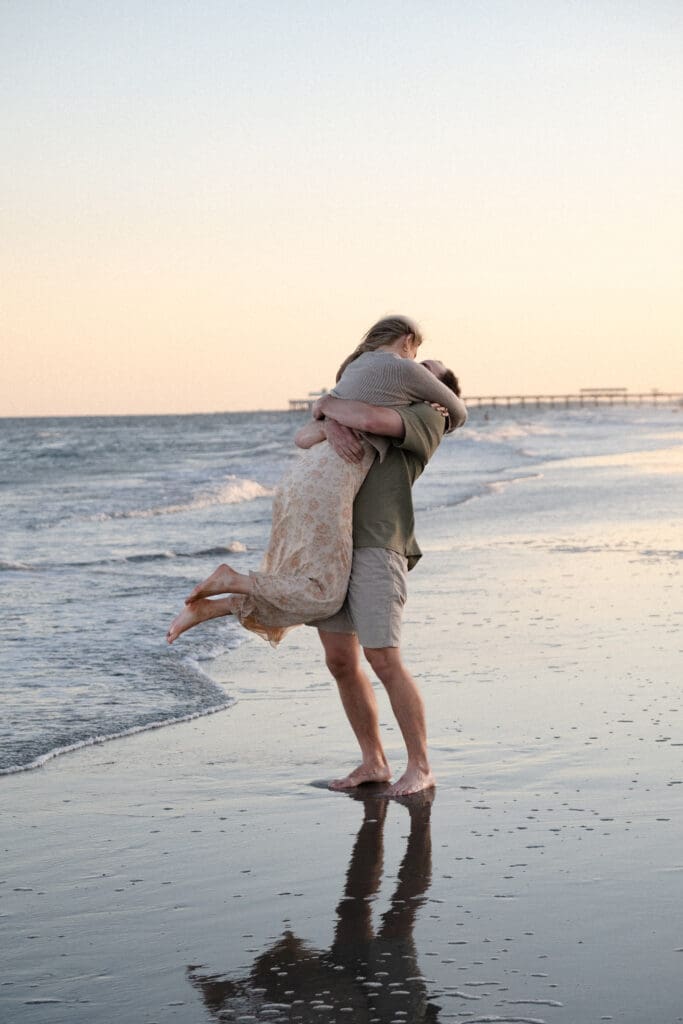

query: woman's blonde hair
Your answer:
[335,315,423,382]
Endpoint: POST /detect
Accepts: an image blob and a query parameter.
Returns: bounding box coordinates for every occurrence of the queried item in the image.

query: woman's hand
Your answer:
[294,420,327,449]
[297,406,368,460]
[324,420,364,463]
[428,402,449,419]
[312,397,327,420]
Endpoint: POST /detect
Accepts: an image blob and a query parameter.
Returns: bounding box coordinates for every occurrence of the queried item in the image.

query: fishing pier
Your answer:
[289,388,683,412]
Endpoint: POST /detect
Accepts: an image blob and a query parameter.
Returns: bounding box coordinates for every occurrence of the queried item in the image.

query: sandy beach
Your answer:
[2,423,682,1024]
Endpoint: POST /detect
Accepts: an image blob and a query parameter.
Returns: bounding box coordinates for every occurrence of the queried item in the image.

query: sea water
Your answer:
[1,403,681,773]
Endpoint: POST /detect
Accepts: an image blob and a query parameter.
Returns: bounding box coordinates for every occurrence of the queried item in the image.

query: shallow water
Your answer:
[1,403,681,773]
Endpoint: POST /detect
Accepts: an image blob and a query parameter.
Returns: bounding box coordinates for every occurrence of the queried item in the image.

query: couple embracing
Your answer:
[167,315,467,796]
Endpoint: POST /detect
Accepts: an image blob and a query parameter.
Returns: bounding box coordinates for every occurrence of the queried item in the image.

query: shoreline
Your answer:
[0,697,236,777]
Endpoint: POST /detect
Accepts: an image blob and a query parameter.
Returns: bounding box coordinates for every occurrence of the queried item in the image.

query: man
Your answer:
[296,360,466,796]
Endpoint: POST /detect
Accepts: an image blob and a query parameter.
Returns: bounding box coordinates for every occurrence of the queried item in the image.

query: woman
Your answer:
[167,316,465,646]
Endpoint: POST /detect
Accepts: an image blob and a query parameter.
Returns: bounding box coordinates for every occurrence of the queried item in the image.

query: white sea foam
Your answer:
[65,541,250,569]
[486,472,543,493]
[464,422,555,445]
[0,698,236,776]
[90,476,273,521]
[124,541,248,563]
[455,471,544,506]
[193,541,248,555]
[194,477,274,508]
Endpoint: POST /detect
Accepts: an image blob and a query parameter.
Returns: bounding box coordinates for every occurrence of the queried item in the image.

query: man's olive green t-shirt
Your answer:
[352,403,446,570]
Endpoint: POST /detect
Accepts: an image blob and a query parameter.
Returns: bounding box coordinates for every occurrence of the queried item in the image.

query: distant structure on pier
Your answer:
[289,387,682,412]
[288,390,327,412]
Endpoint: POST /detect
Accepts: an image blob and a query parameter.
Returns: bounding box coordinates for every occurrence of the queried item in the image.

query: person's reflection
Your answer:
[188,790,441,1022]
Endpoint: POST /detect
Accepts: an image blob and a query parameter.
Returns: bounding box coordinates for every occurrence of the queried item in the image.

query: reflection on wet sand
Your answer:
[188,789,441,1022]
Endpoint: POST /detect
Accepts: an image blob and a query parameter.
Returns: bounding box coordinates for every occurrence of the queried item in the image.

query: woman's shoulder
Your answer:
[339,350,402,381]
[354,350,401,365]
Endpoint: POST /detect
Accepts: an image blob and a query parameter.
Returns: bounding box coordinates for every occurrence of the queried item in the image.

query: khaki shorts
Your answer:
[310,547,408,649]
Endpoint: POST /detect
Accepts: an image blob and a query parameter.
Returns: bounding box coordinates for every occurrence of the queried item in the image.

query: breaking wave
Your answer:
[90,476,273,521]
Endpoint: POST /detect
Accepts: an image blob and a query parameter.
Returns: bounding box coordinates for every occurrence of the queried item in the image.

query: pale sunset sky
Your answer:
[2,0,681,416]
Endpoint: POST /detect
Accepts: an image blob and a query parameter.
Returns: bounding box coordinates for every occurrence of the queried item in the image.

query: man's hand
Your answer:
[324,419,364,463]
[429,402,449,419]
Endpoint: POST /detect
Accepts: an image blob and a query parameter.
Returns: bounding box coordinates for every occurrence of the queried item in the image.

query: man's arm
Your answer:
[314,395,406,438]
[395,404,447,462]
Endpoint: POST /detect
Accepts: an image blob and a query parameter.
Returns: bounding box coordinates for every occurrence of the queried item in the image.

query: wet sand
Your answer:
[2,462,683,1023]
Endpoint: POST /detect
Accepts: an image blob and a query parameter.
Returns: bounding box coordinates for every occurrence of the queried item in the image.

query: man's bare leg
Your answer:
[364,646,435,797]
[379,789,433,943]
[167,596,236,644]
[185,563,253,605]
[333,796,387,950]
[318,630,391,790]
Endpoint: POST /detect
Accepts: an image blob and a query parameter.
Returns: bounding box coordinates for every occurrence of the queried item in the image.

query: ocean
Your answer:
[1,402,681,775]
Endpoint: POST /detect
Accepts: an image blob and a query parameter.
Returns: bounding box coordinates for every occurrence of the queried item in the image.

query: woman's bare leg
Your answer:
[167,596,236,644]
[185,563,254,604]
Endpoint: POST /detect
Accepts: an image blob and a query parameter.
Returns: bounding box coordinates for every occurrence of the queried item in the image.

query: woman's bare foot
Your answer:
[329,761,392,791]
[185,563,248,604]
[385,765,436,798]
[167,597,232,644]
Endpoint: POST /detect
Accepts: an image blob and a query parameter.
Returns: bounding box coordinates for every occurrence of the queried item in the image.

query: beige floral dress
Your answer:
[230,440,376,645]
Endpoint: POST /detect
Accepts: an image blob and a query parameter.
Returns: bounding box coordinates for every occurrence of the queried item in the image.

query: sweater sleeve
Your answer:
[394,360,467,432]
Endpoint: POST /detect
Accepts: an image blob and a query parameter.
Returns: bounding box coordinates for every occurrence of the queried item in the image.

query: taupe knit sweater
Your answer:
[330,351,467,458]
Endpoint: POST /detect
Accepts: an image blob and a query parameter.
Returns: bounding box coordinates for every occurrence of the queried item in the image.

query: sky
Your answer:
[2,0,682,416]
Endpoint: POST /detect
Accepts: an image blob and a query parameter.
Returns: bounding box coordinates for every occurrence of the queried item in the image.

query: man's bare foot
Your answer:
[385,765,436,798]
[167,598,226,644]
[329,762,392,791]
[185,563,241,604]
